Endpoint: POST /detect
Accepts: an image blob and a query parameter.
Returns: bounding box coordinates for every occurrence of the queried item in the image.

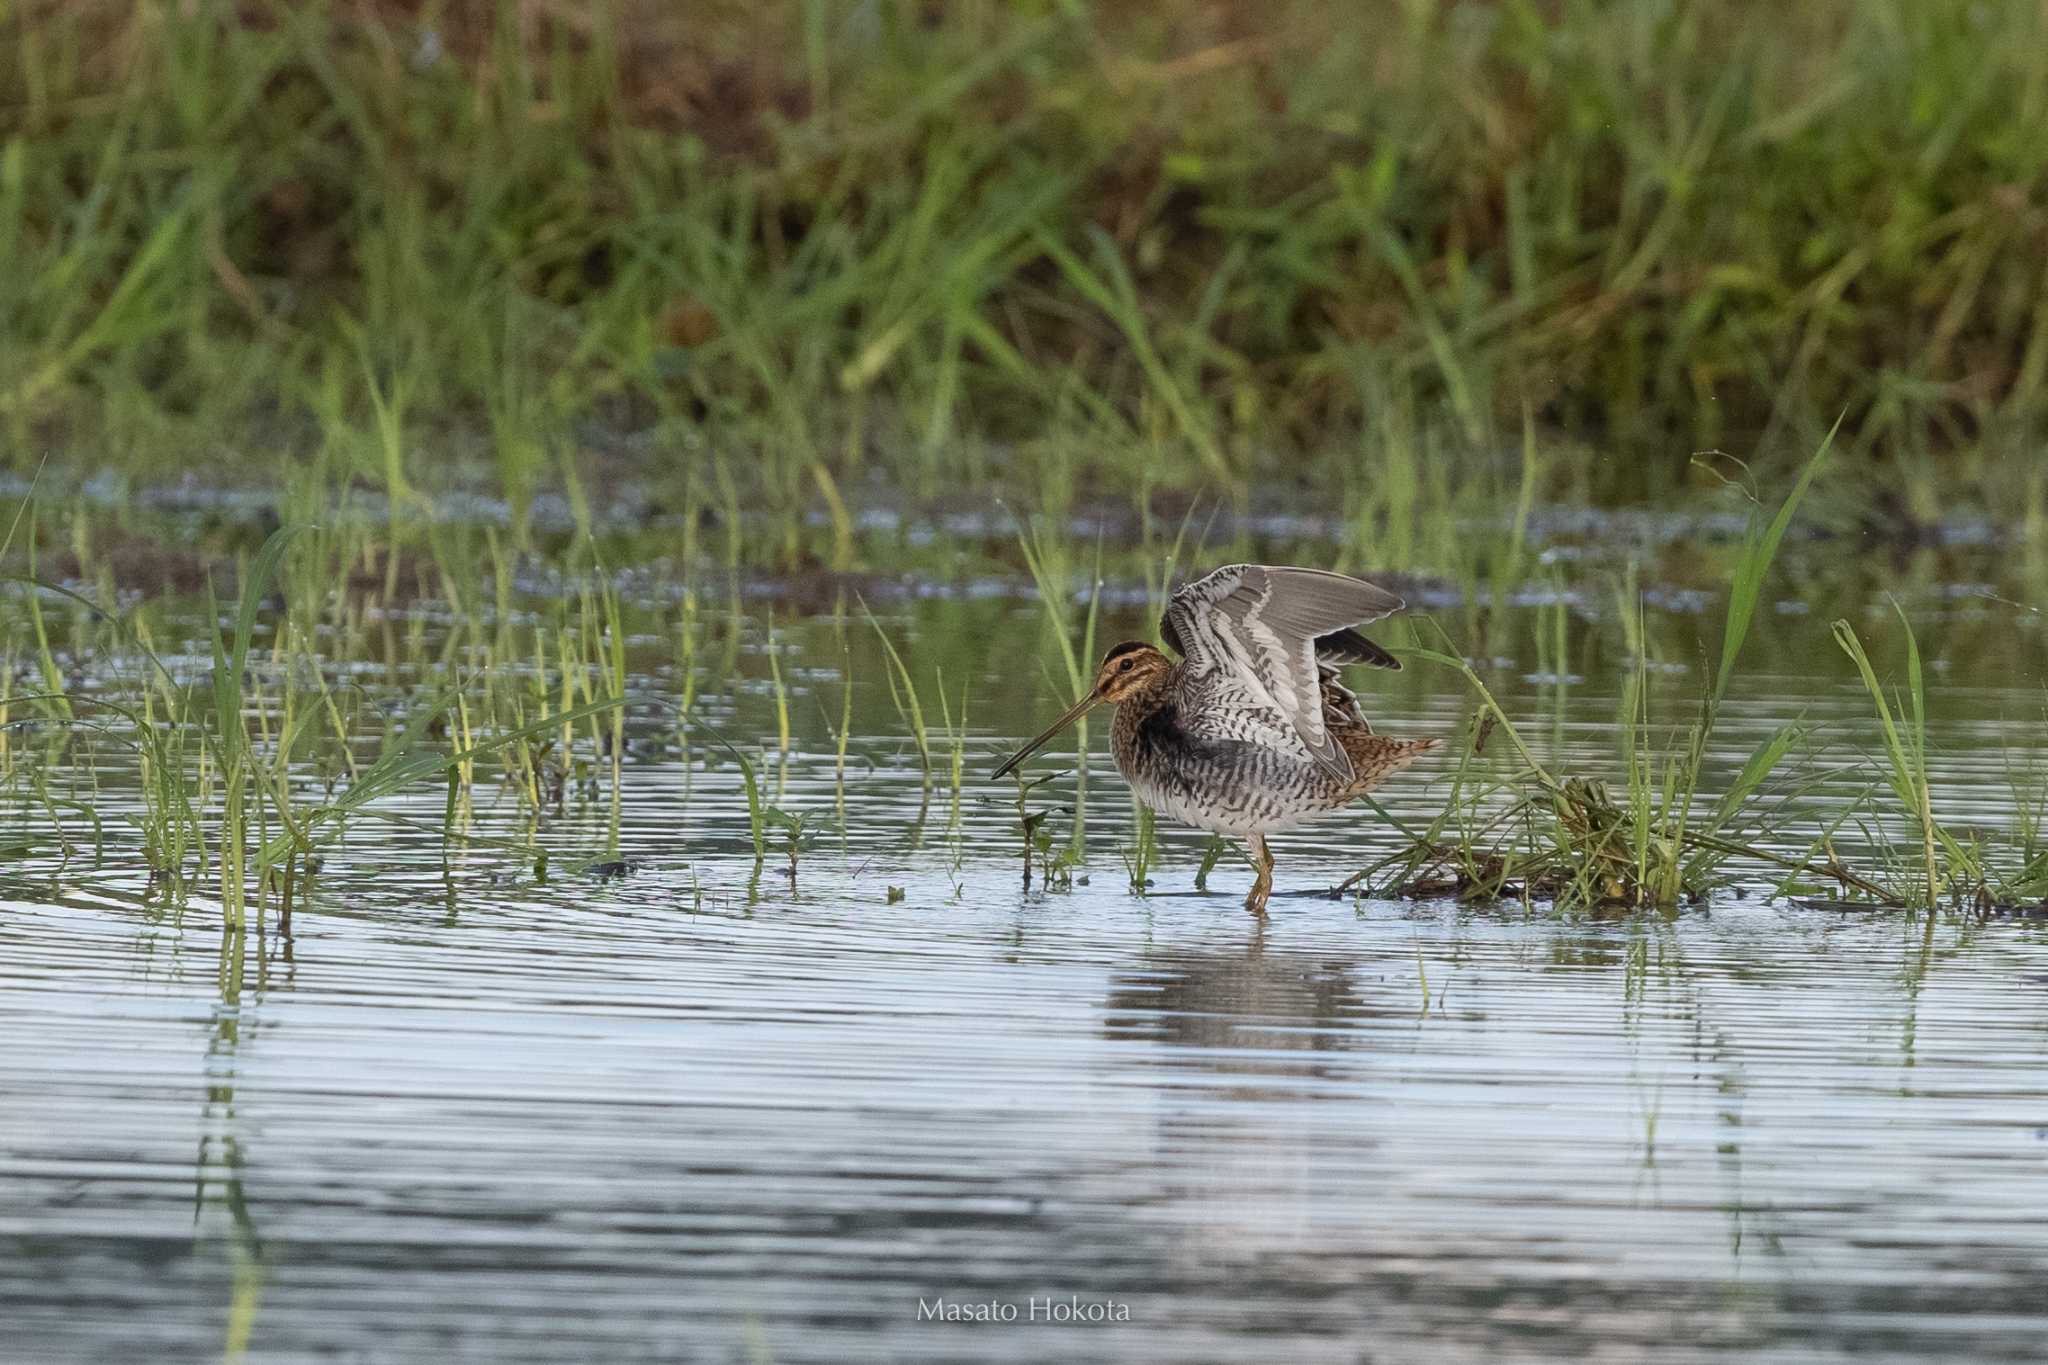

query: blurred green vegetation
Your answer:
[3,0,2045,546]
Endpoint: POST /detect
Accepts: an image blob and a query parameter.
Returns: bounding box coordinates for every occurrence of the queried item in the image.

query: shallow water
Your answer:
[7,534,2048,1362]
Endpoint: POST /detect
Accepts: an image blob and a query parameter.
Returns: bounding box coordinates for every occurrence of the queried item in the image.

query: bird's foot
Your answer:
[1243,834,1275,917]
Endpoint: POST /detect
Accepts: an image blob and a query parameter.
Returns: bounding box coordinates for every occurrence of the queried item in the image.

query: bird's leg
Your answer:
[1244,834,1275,918]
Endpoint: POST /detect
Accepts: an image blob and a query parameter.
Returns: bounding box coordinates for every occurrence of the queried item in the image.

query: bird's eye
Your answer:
[1118,658,1134,671]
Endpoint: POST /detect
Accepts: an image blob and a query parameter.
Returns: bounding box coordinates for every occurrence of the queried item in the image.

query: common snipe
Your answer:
[992,564,1435,916]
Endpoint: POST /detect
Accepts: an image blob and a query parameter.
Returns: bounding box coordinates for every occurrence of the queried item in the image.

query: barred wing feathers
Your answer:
[1160,564,1406,783]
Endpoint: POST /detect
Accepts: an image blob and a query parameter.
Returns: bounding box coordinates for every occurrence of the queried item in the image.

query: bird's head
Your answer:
[990,640,1171,780]
[1090,640,1172,702]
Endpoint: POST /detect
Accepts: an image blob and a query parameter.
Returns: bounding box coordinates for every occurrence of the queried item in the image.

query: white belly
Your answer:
[1122,760,1340,838]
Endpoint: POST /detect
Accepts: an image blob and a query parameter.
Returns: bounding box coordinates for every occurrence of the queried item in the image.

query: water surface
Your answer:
[6,528,2048,1362]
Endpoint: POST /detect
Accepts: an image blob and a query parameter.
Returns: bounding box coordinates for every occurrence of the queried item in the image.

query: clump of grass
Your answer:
[1362,433,1865,910]
[1833,605,1947,908]
[5,517,629,930]
[1823,602,2042,913]
[204,525,302,932]
[1999,723,2048,902]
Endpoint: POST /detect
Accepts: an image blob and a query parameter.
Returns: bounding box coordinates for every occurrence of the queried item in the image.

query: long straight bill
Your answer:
[989,690,1099,780]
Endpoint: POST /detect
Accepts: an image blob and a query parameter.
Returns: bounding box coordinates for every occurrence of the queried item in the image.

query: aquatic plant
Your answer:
[933,666,969,838]
[1367,433,1856,910]
[1015,519,1104,862]
[1120,803,1158,894]
[1008,771,1065,893]
[2,518,631,931]
[764,806,821,887]
[863,601,933,819]
[9,445,2048,937]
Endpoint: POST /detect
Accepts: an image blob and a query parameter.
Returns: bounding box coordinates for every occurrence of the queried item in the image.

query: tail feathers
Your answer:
[1339,734,1437,793]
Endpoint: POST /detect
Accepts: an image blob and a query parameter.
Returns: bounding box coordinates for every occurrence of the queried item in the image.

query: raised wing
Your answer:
[1161,565,1406,781]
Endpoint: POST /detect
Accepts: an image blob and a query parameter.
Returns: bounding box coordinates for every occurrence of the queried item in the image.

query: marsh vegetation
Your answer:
[5,0,2047,551]
[7,427,2048,931]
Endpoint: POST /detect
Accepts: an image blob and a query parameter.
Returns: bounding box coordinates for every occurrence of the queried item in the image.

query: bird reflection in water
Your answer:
[1100,926,1378,1103]
[1092,927,1400,1284]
